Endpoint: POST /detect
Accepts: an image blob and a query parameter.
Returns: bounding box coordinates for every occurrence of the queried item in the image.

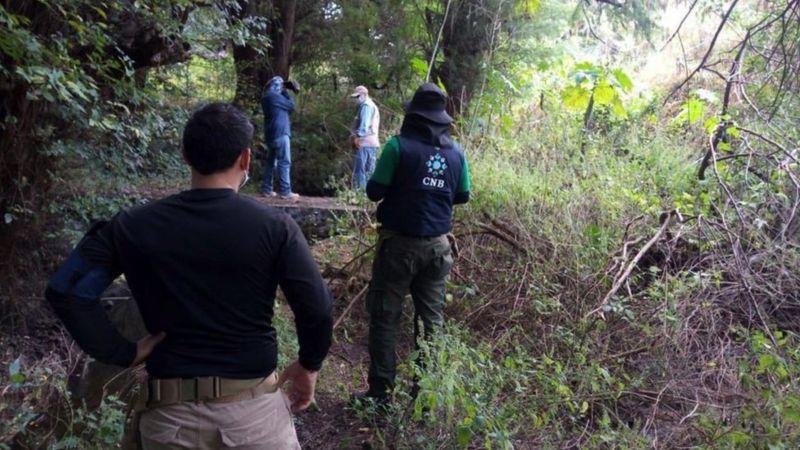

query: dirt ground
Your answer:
[294,342,378,450]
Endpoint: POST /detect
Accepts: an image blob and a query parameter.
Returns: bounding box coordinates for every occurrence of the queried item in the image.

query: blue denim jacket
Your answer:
[261,77,295,142]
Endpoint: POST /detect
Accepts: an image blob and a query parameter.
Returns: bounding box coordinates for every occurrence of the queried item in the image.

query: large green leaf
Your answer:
[611,96,627,118]
[562,85,591,111]
[573,61,599,72]
[611,69,633,92]
[409,57,428,79]
[593,82,616,106]
[704,116,721,134]
[570,62,600,85]
[685,97,705,124]
[514,0,540,16]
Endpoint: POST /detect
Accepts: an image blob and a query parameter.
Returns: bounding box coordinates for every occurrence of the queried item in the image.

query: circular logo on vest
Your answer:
[426,153,448,178]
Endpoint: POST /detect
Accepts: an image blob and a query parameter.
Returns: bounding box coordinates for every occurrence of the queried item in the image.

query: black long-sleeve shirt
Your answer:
[45,188,332,378]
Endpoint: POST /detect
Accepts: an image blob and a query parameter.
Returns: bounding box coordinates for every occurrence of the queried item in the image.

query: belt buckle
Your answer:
[196,377,218,401]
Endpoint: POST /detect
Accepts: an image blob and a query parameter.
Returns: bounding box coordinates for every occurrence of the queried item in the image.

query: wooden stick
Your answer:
[585,212,673,319]
[333,284,369,329]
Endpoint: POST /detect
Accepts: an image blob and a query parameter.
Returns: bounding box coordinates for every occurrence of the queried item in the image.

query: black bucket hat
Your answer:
[402,83,453,124]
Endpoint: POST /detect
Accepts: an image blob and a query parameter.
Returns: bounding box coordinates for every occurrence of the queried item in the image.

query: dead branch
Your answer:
[660,0,699,51]
[585,212,673,319]
[475,221,526,253]
[738,126,789,155]
[333,284,369,329]
[664,0,740,105]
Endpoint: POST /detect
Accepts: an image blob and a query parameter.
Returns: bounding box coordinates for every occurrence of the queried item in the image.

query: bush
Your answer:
[1,357,128,449]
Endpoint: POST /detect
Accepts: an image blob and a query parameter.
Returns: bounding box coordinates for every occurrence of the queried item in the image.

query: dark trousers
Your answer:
[366,230,454,395]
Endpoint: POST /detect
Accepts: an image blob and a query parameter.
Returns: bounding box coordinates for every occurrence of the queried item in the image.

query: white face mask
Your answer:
[239,171,250,190]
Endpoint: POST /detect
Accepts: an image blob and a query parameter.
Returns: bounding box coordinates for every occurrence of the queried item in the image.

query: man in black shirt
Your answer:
[45,103,332,449]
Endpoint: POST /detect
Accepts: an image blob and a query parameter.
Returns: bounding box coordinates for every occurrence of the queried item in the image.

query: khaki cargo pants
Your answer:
[366,231,454,395]
[139,389,300,449]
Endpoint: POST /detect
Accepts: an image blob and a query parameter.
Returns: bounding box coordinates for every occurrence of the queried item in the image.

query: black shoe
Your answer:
[349,391,389,408]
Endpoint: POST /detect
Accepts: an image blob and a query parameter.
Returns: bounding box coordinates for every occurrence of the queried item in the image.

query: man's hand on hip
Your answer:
[131,332,166,367]
[278,360,318,412]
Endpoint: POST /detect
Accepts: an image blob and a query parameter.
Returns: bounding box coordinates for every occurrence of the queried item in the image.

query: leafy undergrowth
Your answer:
[302,110,800,449]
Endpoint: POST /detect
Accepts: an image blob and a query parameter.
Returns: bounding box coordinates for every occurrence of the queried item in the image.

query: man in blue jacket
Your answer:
[261,76,300,200]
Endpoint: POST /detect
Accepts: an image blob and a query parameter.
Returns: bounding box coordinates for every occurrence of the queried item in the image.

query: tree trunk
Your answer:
[232,0,297,108]
[233,43,269,108]
[432,0,500,118]
[270,0,297,79]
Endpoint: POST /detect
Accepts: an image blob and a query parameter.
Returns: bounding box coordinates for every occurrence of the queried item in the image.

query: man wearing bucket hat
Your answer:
[349,85,381,190]
[354,82,471,403]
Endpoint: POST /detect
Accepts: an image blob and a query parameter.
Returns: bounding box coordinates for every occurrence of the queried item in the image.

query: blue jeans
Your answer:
[262,135,292,195]
[353,146,377,190]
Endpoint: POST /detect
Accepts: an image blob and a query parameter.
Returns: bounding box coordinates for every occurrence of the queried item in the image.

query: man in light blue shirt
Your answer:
[350,85,381,190]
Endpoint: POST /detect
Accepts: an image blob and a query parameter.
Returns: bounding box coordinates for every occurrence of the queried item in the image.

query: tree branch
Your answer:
[660,0,699,51]
[585,212,673,319]
[738,126,789,154]
[663,0,740,105]
[698,27,750,180]
[582,5,609,46]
